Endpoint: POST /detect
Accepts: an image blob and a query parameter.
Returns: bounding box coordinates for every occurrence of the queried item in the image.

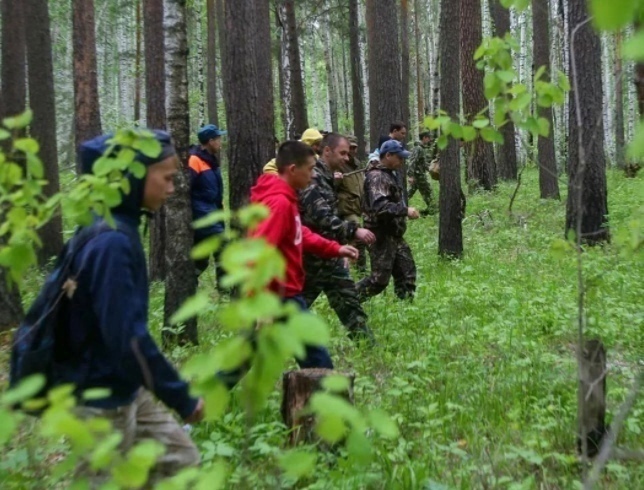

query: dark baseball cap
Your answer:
[198,124,227,144]
[379,139,411,158]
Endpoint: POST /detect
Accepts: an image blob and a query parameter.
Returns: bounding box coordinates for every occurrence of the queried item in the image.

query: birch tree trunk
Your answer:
[400,0,411,128]
[164,0,199,345]
[414,0,425,126]
[349,0,367,158]
[324,7,339,132]
[614,31,625,169]
[206,0,219,126]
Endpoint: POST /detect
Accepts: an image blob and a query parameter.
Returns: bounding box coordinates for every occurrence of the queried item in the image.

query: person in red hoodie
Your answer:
[249,140,359,369]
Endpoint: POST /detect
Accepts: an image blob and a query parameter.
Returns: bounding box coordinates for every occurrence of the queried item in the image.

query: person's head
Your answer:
[389,122,407,142]
[299,128,324,155]
[276,140,317,190]
[320,133,350,171]
[347,136,359,157]
[419,131,432,145]
[79,130,178,214]
[198,124,227,154]
[379,139,411,169]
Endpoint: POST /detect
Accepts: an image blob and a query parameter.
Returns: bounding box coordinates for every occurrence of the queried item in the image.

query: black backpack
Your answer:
[9,221,117,403]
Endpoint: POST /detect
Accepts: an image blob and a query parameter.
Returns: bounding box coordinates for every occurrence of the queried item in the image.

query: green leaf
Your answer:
[368,409,400,438]
[129,161,147,179]
[461,126,477,142]
[533,65,547,81]
[0,375,45,406]
[194,461,228,490]
[278,450,317,480]
[0,128,10,140]
[496,70,515,83]
[537,117,550,137]
[89,433,122,470]
[557,71,571,92]
[3,109,33,129]
[190,236,221,260]
[473,44,486,60]
[549,238,573,259]
[288,312,330,347]
[0,408,18,446]
[509,92,532,112]
[346,430,372,465]
[237,203,270,228]
[14,137,40,155]
[202,380,230,421]
[315,414,347,443]
[322,374,351,393]
[480,127,503,144]
[132,136,162,158]
[622,30,644,61]
[436,134,448,150]
[192,210,228,230]
[473,118,490,129]
[590,0,636,31]
[82,388,112,401]
[170,293,210,324]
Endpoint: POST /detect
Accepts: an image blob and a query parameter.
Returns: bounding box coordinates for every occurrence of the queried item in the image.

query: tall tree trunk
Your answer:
[438,0,463,258]
[461,0,497,190]
[206,0,219,126]
[194,0,206,128]
[0,0,26,330]
[134,0,142,122]
[222,0,275,210]
[324,8,339,133]
[164,0,198,345]
[277,2,291,136]
[366,0,403,148]
[400,0,410,129]
[613,31,625,169]
[144,0,167,282]
[634,22,644,118]
[25,0,64,263]
[491,0,518,180]
[532,0,560,199]
[284,0,308,138]
[349,0,366,159]
[414,0,425,127]
[565,0,609,244]
[72,0,102,169]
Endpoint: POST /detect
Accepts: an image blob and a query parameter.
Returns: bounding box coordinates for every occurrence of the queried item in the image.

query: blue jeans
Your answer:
[217,295,333,389]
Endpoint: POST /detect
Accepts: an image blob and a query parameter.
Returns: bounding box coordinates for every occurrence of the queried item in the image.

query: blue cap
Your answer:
[379,139,411,159]
[198,124,227,144]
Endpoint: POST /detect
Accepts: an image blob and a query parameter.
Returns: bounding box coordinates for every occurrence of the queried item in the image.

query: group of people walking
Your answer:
[11,121,439,485]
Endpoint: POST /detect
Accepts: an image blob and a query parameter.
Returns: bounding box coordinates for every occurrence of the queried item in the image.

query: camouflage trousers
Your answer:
[303,256,374,343]
[76,389,200,488]
[409,173,433,210]
[342,213,368,273]
[356,234,416,301]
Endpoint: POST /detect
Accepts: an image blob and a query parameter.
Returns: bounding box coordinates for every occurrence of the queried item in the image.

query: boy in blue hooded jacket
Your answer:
[68,131,203,483]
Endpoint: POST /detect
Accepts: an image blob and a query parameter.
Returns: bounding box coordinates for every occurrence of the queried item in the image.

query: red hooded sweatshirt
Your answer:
[250,174,342,297]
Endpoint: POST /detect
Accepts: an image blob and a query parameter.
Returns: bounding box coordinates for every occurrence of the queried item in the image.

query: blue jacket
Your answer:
[61,146,198,419]
[189,146,225,239]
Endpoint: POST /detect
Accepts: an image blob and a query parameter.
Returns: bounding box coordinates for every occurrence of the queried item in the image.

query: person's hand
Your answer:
[339,245,359,261]
[185,398,205,424]
[354,228,376,245]
[407,207,420,220]
[333,172,344,180]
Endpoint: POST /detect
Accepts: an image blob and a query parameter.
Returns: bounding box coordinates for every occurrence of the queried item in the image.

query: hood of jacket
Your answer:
[190,145,220,170]
[251,173,297,205]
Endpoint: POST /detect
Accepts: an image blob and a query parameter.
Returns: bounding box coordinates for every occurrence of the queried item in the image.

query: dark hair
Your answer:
[320,132,348,151]
[377,135,390,150]
[276,140,315,172]
[389,121,407,133]
[419,131,432,140]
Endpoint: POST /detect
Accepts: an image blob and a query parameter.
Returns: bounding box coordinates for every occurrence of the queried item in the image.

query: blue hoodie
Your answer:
[62,133,198,419]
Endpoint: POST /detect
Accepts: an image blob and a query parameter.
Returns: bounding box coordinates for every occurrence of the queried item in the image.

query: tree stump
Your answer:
[577,339,608,458]
[281,368,355,446]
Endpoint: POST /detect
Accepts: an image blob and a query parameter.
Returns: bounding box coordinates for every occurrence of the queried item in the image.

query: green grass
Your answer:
[2,168,642,489]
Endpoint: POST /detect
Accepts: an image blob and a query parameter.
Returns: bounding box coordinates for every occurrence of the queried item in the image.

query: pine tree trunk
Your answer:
[222,0,275,210]
[532,0,560,199]
[614,32,625,169]
[324,7,339,133]
[206,0,219,126]
[349,0,367,159]
[491,0,518,180]
[72,0,102,169]
[366,0,403,148]
[277,3,292,137]
[134,0,142,123]
[414,0,425,126]
[400,0,410,128]
[565,0,609,244]
[359,3,370,133]
[461,0,497,190]
[284,0,307,138]
[25,0,64,263]
[164,0,198,345]
[144,0,167,282]
[1,0,26,120]
[635,22,644,117]
[438,0,463,258]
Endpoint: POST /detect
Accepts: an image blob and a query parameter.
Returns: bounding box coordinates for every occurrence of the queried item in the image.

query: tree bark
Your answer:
[491,0,518,180]
[164,0,198,345]
[1,0,26,120]
[565,0,609,244]
[414,0,425,127]
[72,0,102,170]
[613,31,625,169]
[324,7,339,133]
[349,0,367,159]
[222,0,275,210]
[134,0,143,123]
[634,21,644,119]
[438,0,464,258]
[401,0,411,131]
[461,0,497,190]
[206,0,219,126]
[532,0,560,199]
[284,0,307,138]
[366,0,403,149]
[25,0,64,263]
[144,0,167,282]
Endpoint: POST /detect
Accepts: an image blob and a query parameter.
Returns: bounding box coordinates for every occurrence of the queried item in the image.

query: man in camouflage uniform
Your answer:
[299,133,376,344]
[336,136,367,273]
[408,131,437,215]
[357,140,420,302]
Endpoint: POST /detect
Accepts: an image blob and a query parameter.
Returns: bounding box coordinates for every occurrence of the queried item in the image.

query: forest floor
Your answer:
[2,167,643,489]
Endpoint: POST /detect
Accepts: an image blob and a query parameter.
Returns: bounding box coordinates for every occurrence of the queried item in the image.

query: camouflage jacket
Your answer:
[408,142,437,177]
[363,162,408,238]
[336,155,365,218]
[299,159,359,244]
